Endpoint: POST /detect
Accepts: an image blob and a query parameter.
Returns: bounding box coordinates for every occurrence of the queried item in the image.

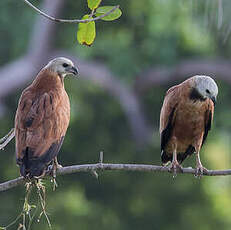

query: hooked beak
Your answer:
[67,66,79,76]
[211,96,216,105]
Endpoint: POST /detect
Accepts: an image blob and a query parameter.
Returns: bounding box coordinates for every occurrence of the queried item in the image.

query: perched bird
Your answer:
[15,57,78,178]
[159,75,218,176]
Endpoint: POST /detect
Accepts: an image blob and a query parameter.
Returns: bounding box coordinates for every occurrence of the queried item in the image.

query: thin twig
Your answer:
[0,128,15,150]
[36,182,51,229]
[3,213,23,229]
[1,163,231,192]
[23,0,120,23]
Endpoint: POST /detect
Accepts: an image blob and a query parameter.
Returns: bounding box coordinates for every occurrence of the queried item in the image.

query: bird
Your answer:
[15,57,78,179]
[159,75,218,176]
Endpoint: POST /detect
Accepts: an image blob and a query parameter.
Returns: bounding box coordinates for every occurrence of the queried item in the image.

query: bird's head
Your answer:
[46,57,79,77]
[192,75,218,104]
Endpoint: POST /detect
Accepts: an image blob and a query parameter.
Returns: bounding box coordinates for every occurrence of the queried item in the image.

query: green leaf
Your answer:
[87,0,102,10]
[95,6,122,21]
[77,15,96,46]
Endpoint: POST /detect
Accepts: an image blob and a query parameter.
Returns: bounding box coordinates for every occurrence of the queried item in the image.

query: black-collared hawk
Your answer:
[15,57,78,178]
[159,75,218,176]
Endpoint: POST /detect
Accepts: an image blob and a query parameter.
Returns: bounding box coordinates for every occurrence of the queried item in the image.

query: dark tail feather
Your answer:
[20,159,47,178]
[161,150,172,165]
[161,145,195,165]
[177,145,195,164]
[18,138,64,178]
[19,147,47,178]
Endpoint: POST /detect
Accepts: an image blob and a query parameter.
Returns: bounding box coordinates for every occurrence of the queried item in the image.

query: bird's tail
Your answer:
[161,151,172,165]
[161,145,195,165]
[17,147,47,178]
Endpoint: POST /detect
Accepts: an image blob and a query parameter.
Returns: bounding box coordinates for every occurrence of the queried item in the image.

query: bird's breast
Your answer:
[167,100,207,153]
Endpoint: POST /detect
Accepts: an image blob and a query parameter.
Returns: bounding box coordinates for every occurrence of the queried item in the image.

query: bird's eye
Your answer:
[206,89,210,94]
[62,63,69,67]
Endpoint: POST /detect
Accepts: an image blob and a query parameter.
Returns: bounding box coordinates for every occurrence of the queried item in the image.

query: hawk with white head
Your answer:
[15,57,78,178]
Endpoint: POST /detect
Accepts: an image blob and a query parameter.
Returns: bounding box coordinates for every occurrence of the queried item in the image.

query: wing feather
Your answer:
[160,85,179,152]
[202,100,214,145]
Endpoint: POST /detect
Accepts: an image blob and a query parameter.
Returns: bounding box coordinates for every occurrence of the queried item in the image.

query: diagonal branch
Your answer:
[0,128,15,151]
[1,163,231,192]
[23,0,119,23]
[53,51,152,146]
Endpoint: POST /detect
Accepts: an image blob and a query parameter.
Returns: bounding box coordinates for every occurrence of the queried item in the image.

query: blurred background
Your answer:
[1,0,231,229]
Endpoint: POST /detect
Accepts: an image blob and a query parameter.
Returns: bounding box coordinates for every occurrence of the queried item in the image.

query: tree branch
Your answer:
[1,163,231,192]
[0,128,15,151]
[23,0,119,23]
[134,58,231,94]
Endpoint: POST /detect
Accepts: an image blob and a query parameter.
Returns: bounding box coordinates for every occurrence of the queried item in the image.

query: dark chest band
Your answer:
[189,88,206,102]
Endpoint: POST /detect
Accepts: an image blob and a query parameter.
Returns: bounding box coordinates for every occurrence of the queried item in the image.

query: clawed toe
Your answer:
[56,163,63,169]
[195,165,208,178]
[47,158,62,178]
[168,161,183,177]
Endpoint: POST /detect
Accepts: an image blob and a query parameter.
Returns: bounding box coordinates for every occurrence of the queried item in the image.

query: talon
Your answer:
[50,157,62,178]
[168,161,183,177]
[195,164,208,178]
[56,163,63,169]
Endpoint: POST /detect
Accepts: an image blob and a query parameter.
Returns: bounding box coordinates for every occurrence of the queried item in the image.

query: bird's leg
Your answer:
[51,157,63,177]
[54,157,63,169]
[52,159,57,179]
[51,157,62,190]
[169,140,182,177]
[169,149,182,177]
[195,151,208,178]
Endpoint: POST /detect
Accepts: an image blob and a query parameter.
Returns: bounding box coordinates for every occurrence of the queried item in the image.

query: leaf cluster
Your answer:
[77,0,122,46]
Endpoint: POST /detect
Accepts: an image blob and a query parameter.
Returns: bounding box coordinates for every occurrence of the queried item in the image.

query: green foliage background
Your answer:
[1,0,231,229]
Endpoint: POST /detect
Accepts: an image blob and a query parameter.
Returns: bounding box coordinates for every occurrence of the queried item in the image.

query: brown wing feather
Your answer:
[202,100,214,145]
[160,85,180,152]
[15,87,70,178]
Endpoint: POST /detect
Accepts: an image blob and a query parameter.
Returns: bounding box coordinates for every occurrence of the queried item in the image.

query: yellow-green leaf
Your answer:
[77,15,96,46]
[95,6,122,21]
[87,0,102,10]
